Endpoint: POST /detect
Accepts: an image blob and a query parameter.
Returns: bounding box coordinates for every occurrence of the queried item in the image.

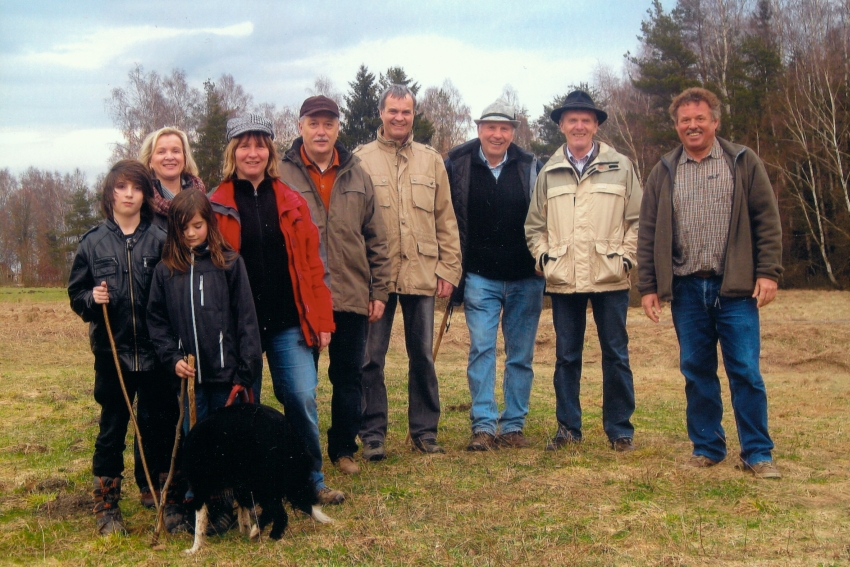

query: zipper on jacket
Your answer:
[126,238,139,371]
[200,274,204,306]
[189,252,203,384]
[219,331,224,368]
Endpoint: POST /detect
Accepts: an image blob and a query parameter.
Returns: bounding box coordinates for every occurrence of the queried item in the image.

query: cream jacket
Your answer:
[525,142,642,294]
[354,129,462,295]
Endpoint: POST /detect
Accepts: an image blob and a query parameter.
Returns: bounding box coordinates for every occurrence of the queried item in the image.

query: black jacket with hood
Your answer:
[146,245,262,388]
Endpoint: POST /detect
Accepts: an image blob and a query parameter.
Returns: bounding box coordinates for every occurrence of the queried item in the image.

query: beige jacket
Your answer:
[354,129,462,295]
[525,142,642,294]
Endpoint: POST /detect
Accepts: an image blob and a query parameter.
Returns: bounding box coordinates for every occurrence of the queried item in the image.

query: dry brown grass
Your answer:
[0,288,848,566]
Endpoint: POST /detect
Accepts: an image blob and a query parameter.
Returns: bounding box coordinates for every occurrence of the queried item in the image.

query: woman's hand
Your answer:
[175,359,196,380]
[318,332,331,352]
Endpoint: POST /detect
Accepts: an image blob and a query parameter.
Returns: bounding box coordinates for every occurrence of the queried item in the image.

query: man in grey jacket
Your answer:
[637,87,782,479]
[280,95,391,476]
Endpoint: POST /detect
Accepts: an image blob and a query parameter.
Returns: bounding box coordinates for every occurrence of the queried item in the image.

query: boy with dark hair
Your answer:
[68,159,175,534]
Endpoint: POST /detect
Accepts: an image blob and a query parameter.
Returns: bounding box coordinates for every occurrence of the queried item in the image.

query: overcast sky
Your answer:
[0,0,670,184]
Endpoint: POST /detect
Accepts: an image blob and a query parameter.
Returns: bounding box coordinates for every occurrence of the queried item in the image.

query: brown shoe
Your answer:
[317,486,345,505]
[737,459,781,479]
[466,431,498,451]
[335,456,360,475]
[411,437,445,454]
[496,431,530,449]
[139,485,160,509]
[611,437,636,452]
[545,427,580,451]
[687,455,720,468]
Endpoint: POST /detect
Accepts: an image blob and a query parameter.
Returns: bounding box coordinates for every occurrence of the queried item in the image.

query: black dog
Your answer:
[182,403,332,553]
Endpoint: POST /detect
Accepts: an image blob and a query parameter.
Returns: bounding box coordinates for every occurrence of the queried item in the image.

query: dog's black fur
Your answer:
[182,403,328,551]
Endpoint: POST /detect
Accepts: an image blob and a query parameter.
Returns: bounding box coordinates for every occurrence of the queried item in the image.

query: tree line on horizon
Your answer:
[0,0,847,289]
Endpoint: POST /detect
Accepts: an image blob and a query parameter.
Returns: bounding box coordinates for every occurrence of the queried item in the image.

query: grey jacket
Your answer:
[637,137,783,300]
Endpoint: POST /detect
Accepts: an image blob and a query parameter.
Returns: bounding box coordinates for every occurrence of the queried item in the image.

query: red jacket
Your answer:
[210,178,335,346]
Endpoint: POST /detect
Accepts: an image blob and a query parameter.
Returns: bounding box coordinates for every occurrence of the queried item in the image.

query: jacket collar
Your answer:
[661,136,746,173]
[376,127,412,152]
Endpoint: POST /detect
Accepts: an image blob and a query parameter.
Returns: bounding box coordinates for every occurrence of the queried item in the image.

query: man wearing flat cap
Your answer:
[444,99,544,452]
[279,96,391,475]
[525,90,642,452]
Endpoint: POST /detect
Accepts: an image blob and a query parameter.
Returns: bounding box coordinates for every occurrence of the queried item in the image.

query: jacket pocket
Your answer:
[588,183,626,239]
[591,240,625,285]
[410,175,435,212]
[543,241,575,286]
[93,256,119,288]
[545,184,577,246]
[370,175,391,208]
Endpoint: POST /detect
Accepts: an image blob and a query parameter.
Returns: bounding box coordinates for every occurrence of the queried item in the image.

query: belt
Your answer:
[690,270,717,278]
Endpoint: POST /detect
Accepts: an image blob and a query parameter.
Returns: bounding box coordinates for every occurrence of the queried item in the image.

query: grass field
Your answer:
[0,287,848,566]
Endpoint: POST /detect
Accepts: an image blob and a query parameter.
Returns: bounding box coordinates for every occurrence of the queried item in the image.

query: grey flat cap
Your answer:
[474,99,520,127]
[226,113,275,141]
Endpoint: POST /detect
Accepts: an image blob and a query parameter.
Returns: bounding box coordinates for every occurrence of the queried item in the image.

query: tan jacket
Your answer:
[525,142,642,294]
[280,138,391,316]
[354,129,462,295]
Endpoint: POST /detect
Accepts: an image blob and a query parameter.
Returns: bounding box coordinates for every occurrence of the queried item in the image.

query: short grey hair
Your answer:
[379,84,417,111]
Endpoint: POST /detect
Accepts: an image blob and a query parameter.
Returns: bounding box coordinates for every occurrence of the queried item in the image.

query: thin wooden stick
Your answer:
[152,371,187,544]
[187,354,197,429]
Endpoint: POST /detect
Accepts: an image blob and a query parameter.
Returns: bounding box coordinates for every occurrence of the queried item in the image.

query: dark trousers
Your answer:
[92,357,175,484]
[360,294,441,443]
[550,291,635,442]
[317,310,368,462]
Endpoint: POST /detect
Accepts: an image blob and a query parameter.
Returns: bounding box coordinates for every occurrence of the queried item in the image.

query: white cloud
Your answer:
[18,22,254,70]
[266,34,598,119]
[0,126,121,183]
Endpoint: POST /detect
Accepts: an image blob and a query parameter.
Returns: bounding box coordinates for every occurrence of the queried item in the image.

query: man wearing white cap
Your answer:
[445,99,544,451]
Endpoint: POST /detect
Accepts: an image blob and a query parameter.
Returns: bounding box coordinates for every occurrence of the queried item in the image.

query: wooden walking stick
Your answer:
[152,354,192,545]
[102,304,160,515]
[432,303,454,362]
[187,354,197,429]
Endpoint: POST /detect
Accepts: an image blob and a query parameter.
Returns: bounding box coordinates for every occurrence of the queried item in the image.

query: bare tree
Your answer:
[307,75,342,106]
[255,102,300,156]
[419,79,473,156]
[214,74,253,116]
[499,85,535,151]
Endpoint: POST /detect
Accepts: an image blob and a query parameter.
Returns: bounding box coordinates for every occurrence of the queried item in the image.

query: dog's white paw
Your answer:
[249,525,261,540]
[311,505,333,524]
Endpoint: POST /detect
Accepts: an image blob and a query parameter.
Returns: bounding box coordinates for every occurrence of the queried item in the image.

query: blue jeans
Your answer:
[671,275,774,465]
[551,290,635,442]
[181,382,232,436]
[264,326,325,490]
[464,273,544,435]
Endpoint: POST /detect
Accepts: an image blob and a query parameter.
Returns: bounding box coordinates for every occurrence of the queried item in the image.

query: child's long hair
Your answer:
[162,189,235,274]
[101,159,156,222]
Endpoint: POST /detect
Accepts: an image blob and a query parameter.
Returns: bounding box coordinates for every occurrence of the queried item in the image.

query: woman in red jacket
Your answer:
[209,114,342,506]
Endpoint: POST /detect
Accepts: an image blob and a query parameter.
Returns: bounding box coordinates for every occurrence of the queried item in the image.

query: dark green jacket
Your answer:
[637,137,783,300]
[281,138,390,315]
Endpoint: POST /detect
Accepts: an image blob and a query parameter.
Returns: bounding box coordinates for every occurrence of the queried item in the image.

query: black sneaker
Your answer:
[362,440,386,462]
[411,437,445,454]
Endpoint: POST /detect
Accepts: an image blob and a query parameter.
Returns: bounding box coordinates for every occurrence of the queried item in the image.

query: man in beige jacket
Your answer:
[354,84,462,459]
[525,90,642,452]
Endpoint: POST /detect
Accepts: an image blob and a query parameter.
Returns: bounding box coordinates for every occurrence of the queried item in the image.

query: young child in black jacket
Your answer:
[147,189,262,425]
[68,160,175,535]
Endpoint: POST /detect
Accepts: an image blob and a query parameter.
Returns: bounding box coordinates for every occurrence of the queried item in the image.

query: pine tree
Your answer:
[61,185,99,279]
[194,80,230,190]
[339,65,381,149]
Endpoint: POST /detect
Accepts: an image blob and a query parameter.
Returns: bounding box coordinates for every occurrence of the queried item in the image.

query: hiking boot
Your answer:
[335,456,360,475]
[737,459,781,479]
[545,427,580,451]
[612,437,636,452]
[466,431,498,451]
[158,472,189,534]
[362,440,386,462]
[92,476,126,536]
[412,437,445,454]
[317,486,345,505]
[496,430,530,449]
[139,485,160,509]
[687,455,720,468]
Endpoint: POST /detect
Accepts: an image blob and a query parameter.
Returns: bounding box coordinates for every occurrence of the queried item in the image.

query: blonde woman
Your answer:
[139,127,206,229]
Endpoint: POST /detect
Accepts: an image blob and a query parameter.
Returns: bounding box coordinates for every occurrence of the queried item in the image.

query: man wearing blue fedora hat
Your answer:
[525,90,642,452]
